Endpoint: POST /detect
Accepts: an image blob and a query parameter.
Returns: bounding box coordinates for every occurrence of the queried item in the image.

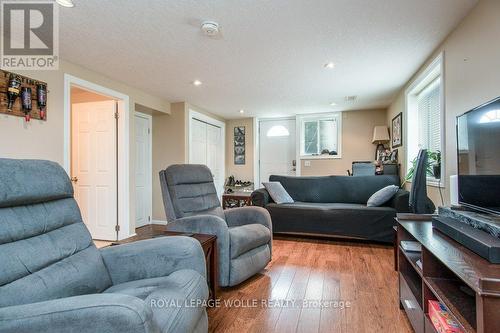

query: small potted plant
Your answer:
[402,150,441,187]
[429,150,441,179]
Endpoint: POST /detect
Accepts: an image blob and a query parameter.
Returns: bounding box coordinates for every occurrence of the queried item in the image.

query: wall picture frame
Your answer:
[391,112,403,148]
[234,126,245,165]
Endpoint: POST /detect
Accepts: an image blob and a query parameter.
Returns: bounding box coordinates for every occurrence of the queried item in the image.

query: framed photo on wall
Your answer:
[234,126,245,165]
[392,112,403,148]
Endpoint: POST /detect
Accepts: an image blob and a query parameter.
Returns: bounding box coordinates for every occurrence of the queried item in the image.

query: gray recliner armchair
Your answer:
[0,159,209,333]
[159,164,272,287]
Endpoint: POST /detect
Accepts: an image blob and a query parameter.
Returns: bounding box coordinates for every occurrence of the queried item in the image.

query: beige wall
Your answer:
[225,118,254,181]
[301,109,387,176]
[387,0,500,207]
[71,87,114,103]
[0,60,171,236]
[151,102,187,221]
[151,102,225,221]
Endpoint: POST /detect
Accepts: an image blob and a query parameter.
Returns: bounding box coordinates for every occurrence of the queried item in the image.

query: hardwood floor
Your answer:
[94,229,412,332]
[208,237,412,333]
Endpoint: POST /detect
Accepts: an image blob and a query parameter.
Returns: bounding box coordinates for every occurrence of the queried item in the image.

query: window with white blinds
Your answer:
[417,77,441,153]
[405,53,443,184]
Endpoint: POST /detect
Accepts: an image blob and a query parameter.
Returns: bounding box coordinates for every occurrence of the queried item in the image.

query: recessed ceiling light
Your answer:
[56,0,75,7]
[193,80,202,86]
[239,109,244,114]
[330,102,337,106]
[324,62,335,69]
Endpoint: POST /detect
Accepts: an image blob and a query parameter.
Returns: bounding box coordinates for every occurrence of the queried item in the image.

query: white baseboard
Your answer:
[152,219,168,225]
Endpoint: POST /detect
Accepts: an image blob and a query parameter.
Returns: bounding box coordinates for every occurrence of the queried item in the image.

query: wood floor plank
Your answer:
[205,236,411,333]
[105,227,411,333]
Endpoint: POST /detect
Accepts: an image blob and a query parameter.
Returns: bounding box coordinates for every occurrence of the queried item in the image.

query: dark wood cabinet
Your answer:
[396,217,500,333]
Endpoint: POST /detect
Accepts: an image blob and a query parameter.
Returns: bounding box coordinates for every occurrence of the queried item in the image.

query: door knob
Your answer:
[71,176,78,182]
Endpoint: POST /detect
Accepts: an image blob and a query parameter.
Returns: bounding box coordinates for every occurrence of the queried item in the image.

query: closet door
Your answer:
[206,123,222,196]
[189,118,223,197]
[190,118,208,165]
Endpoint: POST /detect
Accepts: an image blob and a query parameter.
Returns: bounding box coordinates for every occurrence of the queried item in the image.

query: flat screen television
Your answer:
[457,96,500,215]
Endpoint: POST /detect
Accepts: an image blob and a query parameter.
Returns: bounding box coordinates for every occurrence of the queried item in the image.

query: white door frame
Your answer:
[134,111,153,227]
[63,74,131,240]
[187,109,225,194]
[254,116,299,187]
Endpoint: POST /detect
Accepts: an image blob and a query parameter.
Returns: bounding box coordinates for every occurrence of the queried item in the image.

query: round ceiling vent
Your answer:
[201,21,220,37]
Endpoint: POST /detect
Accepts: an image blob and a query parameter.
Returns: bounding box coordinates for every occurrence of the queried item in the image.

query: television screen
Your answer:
[457,96,500,215]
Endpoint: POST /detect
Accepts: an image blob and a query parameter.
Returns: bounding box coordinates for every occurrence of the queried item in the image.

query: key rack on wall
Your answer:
[0,69,48,121]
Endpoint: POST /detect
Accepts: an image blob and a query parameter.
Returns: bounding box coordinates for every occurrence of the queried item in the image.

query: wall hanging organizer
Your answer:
[0,69,48,121]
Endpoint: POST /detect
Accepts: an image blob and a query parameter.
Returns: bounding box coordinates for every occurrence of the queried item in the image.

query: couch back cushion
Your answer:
[269,174,400,204]
[0,159,112,307]
[160,164,224,220]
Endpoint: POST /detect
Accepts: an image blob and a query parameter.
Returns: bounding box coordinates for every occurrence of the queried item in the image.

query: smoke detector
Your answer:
[201,21,220,37]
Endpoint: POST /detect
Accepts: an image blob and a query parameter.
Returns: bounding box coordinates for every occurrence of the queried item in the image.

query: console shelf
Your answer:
[396,217,500,333]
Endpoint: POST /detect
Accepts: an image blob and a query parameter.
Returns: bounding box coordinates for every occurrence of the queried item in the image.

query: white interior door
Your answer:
[189,118,223,197]
[206,123,222,195]
[71,101,117,241]
[134,113,152,228]
[190,119,208,165]
[259,119,296,185]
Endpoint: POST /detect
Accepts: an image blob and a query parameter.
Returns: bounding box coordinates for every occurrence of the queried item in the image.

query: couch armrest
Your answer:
[166,215,231,286]
[0,294,155,333]
[100,236,206,285]
[386,189,411,212]
[251,188,273,207]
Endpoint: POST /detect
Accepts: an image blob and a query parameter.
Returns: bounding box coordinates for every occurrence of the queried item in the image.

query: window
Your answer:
[299,113,341,157]
[406,54,443,184]
[266,125,290,137]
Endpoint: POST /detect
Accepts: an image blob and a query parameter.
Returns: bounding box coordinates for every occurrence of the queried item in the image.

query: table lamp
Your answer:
[372,126,390,160]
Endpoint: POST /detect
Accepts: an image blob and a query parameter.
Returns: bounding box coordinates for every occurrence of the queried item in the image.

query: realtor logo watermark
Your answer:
[1,0,59,70]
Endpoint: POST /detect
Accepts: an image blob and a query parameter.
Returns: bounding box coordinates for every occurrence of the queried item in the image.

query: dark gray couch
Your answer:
[252,175,412,243]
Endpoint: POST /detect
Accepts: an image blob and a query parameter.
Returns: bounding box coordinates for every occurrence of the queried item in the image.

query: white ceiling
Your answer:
[59,0,477,119]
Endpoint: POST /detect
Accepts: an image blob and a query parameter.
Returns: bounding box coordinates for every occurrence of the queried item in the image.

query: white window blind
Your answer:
[416,77,441,153]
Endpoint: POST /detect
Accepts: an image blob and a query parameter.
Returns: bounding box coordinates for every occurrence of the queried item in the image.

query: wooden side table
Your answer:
[222,192,252,209]
[111,228,218,300]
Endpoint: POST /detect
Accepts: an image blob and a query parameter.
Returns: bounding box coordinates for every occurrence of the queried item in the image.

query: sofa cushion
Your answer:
[105,269,208,333]
[229,224,271,259]
[266,202,397,242]
[367,185,400,207]
[263,181,294,204]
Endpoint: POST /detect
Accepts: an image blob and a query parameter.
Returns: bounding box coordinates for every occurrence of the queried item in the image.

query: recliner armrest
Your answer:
[386,189,411,212]
[0,294,155,333]
[251,188,273,207]
[166,215,231,286]
[224,206,272,231]
[224,206,273,255]
[100,236,206,285]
